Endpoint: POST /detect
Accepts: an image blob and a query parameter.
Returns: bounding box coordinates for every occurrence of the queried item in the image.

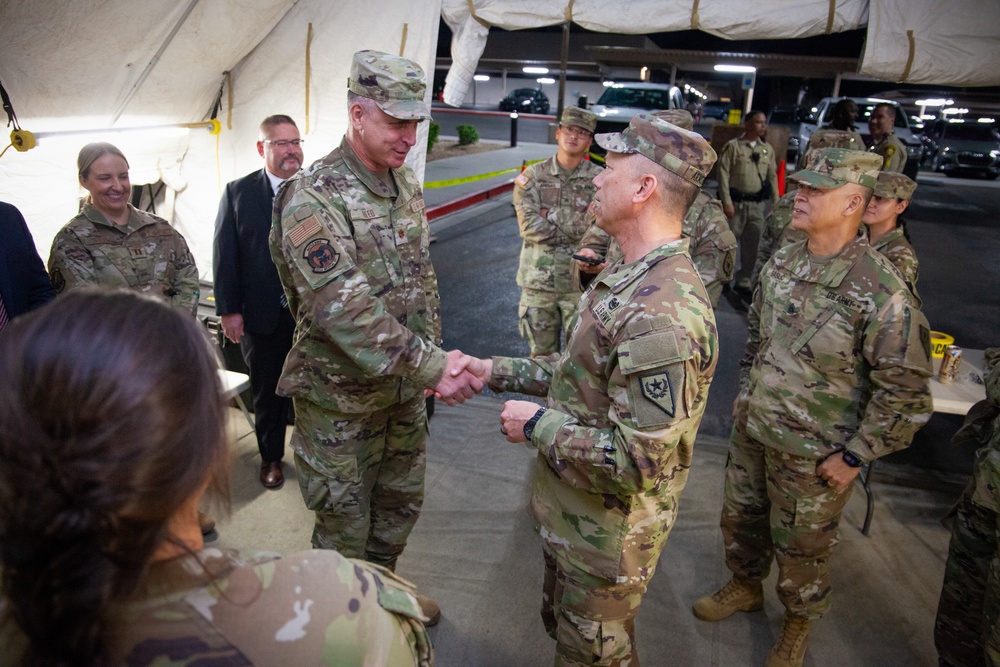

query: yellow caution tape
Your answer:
[424,158,545,190]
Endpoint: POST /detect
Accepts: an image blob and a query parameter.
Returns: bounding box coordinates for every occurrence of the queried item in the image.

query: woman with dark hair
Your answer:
[862,171,921,305]
[0,289,433,666]
[46,142,200,315]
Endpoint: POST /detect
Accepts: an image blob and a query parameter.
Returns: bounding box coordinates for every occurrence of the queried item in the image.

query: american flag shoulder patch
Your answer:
[288,216,322,247]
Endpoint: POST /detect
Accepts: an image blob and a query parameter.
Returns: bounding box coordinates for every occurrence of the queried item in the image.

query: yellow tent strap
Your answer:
[215,128,222,194]
[305,23,313,135]
[226,71,233,130]
[400,23,408,56]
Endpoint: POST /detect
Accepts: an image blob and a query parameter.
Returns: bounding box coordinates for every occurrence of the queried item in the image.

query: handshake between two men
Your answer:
[428,350,541,445]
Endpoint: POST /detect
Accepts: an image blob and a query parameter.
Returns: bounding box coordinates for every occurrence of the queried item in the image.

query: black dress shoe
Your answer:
[260,461,284,489]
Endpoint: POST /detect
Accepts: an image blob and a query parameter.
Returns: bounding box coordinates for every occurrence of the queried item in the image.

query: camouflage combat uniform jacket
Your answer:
[269,138,446,415]
[513,156,603,294]
[0,548,433,665]
[871,225,920,304]
[966,350,1000,513]
[869,131,908,172]
[741,231,933,462]
[47,203,199,315]
[717,136,779,206]
[577,192,737,306]
[491,240,718,583]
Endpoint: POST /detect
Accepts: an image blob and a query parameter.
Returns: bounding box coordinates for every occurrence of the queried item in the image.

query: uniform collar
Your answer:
[339,137,412,201]
[871,225,904,250]
[597,238,690,294]
[81,202,150,232]
[772,230,868,288]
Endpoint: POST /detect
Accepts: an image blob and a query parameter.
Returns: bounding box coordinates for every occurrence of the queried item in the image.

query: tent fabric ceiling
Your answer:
[0,0,441,280]
[441,0,999,107]
[859,0,1000,87]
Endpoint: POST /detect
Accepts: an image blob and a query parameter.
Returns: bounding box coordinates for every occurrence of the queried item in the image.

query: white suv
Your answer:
[798,97,923,180]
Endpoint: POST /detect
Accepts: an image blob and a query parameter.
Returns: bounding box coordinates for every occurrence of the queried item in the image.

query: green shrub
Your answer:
[456,124,479,146]
[427,122,441,152]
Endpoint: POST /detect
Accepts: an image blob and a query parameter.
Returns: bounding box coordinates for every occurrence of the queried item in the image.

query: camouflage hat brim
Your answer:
[788,169,844,190]
[595,132,632,156]
[377,98,431,121]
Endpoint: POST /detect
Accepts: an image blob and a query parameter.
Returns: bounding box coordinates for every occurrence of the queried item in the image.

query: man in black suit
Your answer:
[0,201,55,333]
[213,115,303,488]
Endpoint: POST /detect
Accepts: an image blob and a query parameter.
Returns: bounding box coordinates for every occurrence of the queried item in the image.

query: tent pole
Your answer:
[111,0,201,124]
[557,22,569,120]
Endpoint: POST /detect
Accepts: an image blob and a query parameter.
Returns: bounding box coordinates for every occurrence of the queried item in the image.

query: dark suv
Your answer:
[499,88,550,114]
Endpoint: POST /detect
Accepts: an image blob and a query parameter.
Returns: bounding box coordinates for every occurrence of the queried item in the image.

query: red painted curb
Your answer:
[426,180,515,221]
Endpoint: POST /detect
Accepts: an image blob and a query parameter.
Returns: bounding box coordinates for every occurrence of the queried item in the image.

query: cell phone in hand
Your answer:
[572,253,604,266]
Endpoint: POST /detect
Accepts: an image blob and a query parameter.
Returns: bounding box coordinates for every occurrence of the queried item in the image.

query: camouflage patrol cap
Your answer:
[789,148,881,190]
[873,171,917,200]
[560,106,597,133]
[595,113,716,187]
[348,50,430,120]
[807,129,863,151]
[651,109,694,131]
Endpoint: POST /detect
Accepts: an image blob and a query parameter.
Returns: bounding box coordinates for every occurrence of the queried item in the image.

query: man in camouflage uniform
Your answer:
[863,171,920,303]
[575,109,736,307]
[693,148,933,667]
[48,204,199,315]
[750,130,863,292]
[469,115,719,665]
[868,103,907,172]
[269,50,481,625]
[717,110,779,295]
[513,106,603,355]
[935,348,1000,667]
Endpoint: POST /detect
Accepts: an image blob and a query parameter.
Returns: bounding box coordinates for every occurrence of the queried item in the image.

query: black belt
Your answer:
[729,184,771,204]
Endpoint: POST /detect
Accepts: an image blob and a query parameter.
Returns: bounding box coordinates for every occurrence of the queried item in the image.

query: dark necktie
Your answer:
[0,293,10,333]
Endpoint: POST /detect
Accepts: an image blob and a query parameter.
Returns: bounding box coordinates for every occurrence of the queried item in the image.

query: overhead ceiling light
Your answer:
[978,117,996,123]
[523,66,549,75]
[714,64,756,73]
[602,80,615,87]
[915,98,953,107]
[474,74,490,82]
[537,78,555,84]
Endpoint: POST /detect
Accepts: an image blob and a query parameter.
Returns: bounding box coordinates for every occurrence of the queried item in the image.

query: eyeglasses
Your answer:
[263,139,304,147]
[560,125,593,139]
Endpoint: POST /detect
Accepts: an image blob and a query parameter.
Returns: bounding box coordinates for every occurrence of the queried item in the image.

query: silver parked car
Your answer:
[930,122,1000,179]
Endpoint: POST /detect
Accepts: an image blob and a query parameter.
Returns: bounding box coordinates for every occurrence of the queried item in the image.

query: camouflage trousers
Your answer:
[934,488,1000,667]
[290,394,427,568]
[728,200,766,290]
[720,423,852,619]
[541,548,646,666]
[519,288,583,357]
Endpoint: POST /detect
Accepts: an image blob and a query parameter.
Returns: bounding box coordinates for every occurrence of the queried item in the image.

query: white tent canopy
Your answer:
[441,0,1000,106]
[2,0,997,281]
[0,0,442,280]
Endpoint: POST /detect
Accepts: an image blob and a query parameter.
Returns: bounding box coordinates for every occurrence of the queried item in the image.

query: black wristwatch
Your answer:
[841,450,863,468]
[523,407,548,441]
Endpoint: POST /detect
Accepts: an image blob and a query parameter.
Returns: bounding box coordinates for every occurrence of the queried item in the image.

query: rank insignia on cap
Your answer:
[640,372,675,417]
[304,238,339,273]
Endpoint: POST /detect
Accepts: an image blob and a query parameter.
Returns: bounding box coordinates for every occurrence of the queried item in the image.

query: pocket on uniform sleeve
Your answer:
[618,323,692,429]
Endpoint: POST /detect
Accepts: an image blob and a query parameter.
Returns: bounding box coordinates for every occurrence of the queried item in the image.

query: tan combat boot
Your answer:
[692,576,764,621]
[764,612,811,667]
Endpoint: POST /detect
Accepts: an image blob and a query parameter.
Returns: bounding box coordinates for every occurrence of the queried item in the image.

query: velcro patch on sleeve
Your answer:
[515,173,529,187]
[303,238,339,273]
[288,216,322,247]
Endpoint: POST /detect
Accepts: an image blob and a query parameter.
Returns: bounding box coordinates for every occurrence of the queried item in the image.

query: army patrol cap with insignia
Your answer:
[789,147,881,191]
[595,113,717,187]
[560,106,598,133]
[651,109,694,131]
[873,171,917,200]
[348,50,430,121]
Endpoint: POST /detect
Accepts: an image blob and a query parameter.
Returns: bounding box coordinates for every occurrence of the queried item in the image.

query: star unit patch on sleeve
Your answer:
[640,372,675,417]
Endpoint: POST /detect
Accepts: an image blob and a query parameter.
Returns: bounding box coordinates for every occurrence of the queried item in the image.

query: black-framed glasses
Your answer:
[263,139,304,147]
